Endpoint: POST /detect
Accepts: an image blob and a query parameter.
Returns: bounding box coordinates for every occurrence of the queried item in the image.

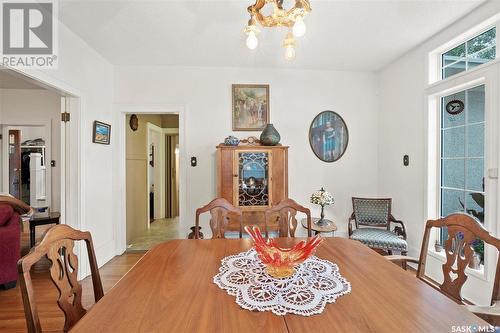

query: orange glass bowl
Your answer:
[244,226,323,278]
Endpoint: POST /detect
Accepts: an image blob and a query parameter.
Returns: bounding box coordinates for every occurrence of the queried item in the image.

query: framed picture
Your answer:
[232,84,269,131]
[309,111,349,162]
[92,121,111,145]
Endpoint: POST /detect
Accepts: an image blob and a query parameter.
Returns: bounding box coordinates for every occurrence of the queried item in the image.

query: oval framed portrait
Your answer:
[309,111,349,162]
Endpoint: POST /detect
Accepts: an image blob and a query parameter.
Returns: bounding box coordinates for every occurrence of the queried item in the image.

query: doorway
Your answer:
[0,68,82,258]
[4,126,51,210]
[0,86,63,218]
[125,113,180,251]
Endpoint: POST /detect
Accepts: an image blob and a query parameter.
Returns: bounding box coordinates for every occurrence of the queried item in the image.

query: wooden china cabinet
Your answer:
[216,143,289,231]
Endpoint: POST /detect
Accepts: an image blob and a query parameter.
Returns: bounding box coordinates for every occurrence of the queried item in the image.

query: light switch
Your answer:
[488,168,498,179]
[403,155,409,166]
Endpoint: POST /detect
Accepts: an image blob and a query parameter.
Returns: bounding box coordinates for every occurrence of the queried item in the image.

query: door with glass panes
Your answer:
[440,85,485,262]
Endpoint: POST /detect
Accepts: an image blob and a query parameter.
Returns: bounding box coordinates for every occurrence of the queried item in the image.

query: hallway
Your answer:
[127,217,181,251]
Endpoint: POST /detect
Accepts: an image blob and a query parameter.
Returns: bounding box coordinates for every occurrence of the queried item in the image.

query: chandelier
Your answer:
[244,0,311,60]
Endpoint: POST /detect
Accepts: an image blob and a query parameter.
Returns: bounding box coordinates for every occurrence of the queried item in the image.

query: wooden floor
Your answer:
[0,223,144,333]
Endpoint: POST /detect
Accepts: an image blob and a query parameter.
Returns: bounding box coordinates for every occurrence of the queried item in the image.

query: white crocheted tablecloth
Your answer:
[213,249,351,316]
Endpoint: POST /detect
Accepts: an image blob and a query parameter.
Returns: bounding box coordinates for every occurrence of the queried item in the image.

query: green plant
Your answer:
[458,192,485,263]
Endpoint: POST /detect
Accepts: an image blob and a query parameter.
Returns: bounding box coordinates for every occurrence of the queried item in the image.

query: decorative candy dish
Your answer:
[244,225,323,278]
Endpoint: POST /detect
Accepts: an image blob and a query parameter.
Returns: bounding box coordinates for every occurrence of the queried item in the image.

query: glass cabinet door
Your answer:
[237,151,270,207]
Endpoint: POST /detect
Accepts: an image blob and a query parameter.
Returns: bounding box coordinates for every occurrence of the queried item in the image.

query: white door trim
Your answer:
[423,64,499,305]
[113,104,187,254]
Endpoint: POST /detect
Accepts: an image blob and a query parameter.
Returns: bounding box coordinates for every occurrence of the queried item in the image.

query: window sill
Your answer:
[428,248,486,281]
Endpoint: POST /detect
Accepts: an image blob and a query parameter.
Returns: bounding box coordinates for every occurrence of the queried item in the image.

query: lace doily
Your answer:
[213,249,351,316]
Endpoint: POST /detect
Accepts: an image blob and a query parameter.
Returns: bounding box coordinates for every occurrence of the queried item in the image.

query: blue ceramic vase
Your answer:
[224,135,240,146]
[260,124,280,146]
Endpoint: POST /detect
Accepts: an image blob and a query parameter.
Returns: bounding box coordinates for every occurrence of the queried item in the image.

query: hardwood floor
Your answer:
[0,222,144,333]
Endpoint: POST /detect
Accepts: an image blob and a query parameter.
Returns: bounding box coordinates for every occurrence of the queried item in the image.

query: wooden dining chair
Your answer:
[195,198,243,239]
[17,224,104,333]
[386,213,500,325]
[264,198,312,238]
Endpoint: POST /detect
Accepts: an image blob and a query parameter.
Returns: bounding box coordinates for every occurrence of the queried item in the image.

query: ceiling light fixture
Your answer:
[244,0,311,60]
[283,31,296,60]
[244,18,260,50]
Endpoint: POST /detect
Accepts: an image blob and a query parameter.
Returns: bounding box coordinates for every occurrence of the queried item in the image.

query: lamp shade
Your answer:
[310,188,334,206]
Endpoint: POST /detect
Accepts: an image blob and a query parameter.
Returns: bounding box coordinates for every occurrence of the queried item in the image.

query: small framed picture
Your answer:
[232,84,269,131]
[92,121,111,145]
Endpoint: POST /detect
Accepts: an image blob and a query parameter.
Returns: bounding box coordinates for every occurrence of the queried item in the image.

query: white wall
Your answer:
[114,66,379,238]
[16,126,45,142]
[377,1,500,305]
[0,89,61,211]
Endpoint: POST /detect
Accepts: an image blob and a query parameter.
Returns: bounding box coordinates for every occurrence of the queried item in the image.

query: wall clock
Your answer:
[129,114,139,131]
[445,100,464,115]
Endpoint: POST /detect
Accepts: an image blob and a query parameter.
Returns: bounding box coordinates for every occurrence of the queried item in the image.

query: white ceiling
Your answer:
[59,0,484,71]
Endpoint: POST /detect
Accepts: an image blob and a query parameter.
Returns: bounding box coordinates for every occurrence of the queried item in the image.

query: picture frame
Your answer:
[92,121,111,145]
[232,84,269,131]
[309,111,349,163]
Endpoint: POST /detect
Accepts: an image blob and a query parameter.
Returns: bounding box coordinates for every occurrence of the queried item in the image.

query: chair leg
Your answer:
[401,251,408,270]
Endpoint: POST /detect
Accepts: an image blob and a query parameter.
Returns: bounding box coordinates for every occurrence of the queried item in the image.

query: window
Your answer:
[439,85,485,260]
[441,28,496,79]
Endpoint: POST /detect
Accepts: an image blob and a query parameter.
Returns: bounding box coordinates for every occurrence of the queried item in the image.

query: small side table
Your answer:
[301,218,337,236]
[30,212,61,248]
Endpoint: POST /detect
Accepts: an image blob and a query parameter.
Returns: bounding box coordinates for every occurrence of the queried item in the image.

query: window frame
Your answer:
[440,27,496,80]
[428,15,500,84]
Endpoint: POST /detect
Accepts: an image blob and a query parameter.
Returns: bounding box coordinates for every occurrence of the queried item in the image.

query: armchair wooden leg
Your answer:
[401,251,408,270]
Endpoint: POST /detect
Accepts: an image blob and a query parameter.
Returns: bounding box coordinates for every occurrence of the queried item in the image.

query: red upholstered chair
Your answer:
[0,204,21,289]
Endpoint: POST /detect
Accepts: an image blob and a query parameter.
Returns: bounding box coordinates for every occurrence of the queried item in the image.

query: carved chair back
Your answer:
[264,198,312,238]
[352,197,392,230]
[17,224,104,333]
[195,198,243,239]
[417,213,500,305]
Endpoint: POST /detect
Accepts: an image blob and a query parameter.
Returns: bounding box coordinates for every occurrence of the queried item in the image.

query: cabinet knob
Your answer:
[233,174,238,177]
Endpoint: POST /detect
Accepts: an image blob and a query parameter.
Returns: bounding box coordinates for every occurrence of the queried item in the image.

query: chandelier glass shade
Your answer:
[244,0,311,60]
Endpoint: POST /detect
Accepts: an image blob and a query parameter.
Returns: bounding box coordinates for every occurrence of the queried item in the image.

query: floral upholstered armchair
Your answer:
[348,197,407,255]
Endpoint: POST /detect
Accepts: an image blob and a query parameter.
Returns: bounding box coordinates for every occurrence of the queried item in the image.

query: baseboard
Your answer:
[95,240,116,268]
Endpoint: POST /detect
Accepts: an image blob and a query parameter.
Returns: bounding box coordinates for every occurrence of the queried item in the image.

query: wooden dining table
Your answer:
[70,237,488,333]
